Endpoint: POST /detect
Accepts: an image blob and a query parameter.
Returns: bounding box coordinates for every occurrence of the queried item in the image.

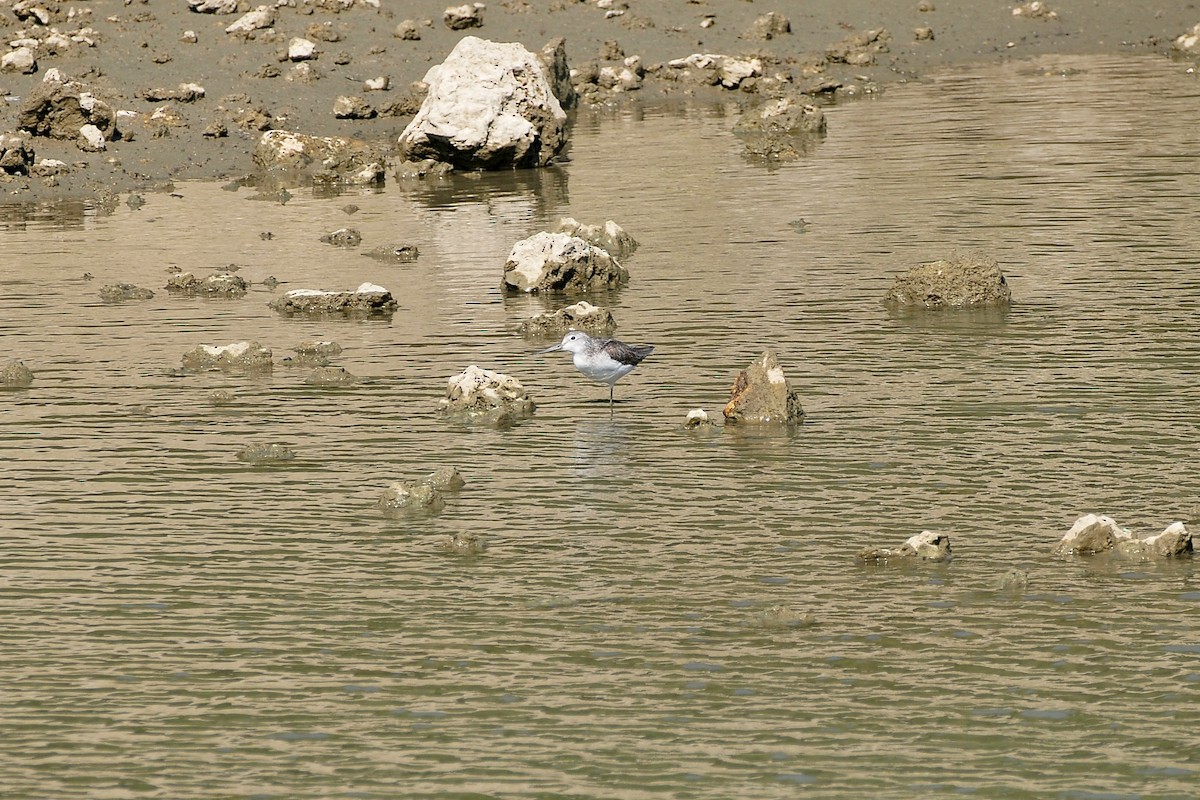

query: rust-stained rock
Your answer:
[437,365,536,426]
[723,350,805,424]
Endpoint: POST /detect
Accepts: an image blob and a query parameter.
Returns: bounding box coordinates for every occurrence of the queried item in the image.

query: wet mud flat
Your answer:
[2,0,1199,202]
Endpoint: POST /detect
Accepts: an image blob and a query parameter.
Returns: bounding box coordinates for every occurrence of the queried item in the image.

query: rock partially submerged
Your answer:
[723,351,805,424]
[304,366,359,387]
[269,283,398,316]
[181,341,273,373]
[518,300,616,337]
[858,531,953,563]
[751,605,816,630]
[437,365,535,425]
[377,482,444,515]
[99,283,155,302]
[398,36,567,169]
[236,442,296,464]
[320,227,362,247]
[885,255,1012,309]
[1,360,34,388]
[363,244,420,263]
[426,465,466,491]
[502,232,629,294]
[1054,514,1192,558]
[377,465,465,517]
[282,340,343,367]
[683,408,714,429]
[252,130,385,187]
[555,217,638,259]
[165,271,249,297]
[733,96,827,162]
[440,532,485,555]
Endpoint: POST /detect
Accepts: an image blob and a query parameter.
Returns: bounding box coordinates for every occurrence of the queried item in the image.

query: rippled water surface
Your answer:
[3,55,1200,799]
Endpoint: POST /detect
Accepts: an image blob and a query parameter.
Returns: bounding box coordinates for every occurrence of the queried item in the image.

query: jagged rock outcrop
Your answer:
[723,351,805,424]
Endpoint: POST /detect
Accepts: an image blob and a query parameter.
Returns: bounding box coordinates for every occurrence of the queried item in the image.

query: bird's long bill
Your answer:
[538,343,563,354]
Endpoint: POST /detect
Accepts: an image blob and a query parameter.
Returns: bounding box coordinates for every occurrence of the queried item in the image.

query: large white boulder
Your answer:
[398,36,567,169]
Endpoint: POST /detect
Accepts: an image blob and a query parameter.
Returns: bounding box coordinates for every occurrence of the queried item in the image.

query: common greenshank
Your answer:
[541,330,655,406]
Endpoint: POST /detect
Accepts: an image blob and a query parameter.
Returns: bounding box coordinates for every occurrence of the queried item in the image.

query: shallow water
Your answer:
[3,55,1199,799]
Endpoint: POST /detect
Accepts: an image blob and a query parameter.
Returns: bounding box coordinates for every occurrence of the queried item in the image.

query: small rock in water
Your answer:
[99,283,155,302]
[752,605,815,629]
[261,276,279,289]
[236,443,296,464]
[304,366,359,387]
[518,300,616,337]
[269,283,398,317]
[1,360,34,388]
[181,341,273,373]
[320,227,363,247]
[440,532,485,555]
[165,271,249,297]
[378,481,445,515]
[363,244,420,264]
[683,408,714,429]
[437,365,536,427]
[858,531,952,563]
[283,340,343,367]
[207,389,235,406]
[997,569,1029,592]
[425,466,466,491]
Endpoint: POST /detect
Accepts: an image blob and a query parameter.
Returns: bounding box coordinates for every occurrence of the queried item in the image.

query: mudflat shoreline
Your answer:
[1,1,1197,203]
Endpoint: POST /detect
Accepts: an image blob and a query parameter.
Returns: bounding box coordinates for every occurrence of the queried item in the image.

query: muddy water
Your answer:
[3,55,1200,799]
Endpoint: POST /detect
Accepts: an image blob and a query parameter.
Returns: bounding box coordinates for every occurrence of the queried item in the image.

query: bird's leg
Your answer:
[609,385,615,406]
